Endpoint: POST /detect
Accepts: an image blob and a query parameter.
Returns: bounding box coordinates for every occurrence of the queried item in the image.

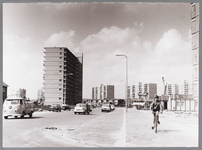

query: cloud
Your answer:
[3,34,43,98]
[45,31,75,50]
[81,28,192,98]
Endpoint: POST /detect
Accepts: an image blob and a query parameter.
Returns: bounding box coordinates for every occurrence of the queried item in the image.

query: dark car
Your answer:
[61,104,71,111]
[49,104,61,112]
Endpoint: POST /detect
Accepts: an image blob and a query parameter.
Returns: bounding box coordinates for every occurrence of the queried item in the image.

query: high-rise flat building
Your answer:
[92,85,114,100]
[132,85,135,99]
[191,3,199,110]
[43,47,83,105]
[144,84,148,93]
[144,83,157,99]
[104,85,106,99]
[95,87,98,100]
[167,82,192,96]
[127,86,130,99]
[138,82,143,94]
[92,87,95,100]
[106,85,114,100]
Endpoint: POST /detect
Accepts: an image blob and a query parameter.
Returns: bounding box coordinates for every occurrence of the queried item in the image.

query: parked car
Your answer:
[101,103,111,112]
[110,104,115,110]
[74,103,89,115]
[49,104,61,112]
[61,104,71,111]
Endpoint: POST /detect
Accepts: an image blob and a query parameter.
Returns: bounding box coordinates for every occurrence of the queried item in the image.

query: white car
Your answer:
[74,103,89,115]
[110,104,115,110]
[101,103,111,112]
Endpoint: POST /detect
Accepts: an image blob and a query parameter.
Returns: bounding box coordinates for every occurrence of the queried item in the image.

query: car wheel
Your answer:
[15,116,18,119]
[21,112,25,118]
[74,112,76,115]
[4,116,8,119]
[29,113,33,118]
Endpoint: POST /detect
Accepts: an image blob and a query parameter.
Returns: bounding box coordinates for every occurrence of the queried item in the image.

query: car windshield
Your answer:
[76,104,86,107]
[5,99,20,105]
[51,104,59,107]
[102,104,109,107]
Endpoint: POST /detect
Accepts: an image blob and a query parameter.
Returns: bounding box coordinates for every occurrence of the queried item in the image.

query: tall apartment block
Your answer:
[144,83,157,99]
[167,81,192,96]
[191,3,199,110]
[132,85,136,99]
[92,85,114,100]
[43,47,83,105]
[138,82,143,96]
[104,85,114,100]
[127,86,131,99]
[92,87,95,100]
[92,87,98,100]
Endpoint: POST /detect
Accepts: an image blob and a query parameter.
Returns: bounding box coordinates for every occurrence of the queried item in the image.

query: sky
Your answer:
[3,2,193,99]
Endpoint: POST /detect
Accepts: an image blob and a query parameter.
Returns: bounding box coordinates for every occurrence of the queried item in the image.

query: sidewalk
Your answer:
[125,108,198,147]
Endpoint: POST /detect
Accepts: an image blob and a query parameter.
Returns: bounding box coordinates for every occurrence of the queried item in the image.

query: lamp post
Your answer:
[116,54,128,113]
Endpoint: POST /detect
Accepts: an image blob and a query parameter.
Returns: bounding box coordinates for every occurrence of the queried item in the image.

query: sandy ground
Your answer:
[126,108,198,147]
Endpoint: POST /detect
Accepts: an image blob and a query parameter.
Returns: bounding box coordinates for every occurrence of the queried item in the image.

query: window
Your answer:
[59,70,62,72]
[60,57,62,59]
[191,19,196,33]
[192,35,196,48]
[59,79,62,81]
[192,66,198,80]
[59,88,61,90]
[192,50,198,64]
[59,66,62,68]
[191,4,196,18]
[60,52,62,55]
[59,97,61,100]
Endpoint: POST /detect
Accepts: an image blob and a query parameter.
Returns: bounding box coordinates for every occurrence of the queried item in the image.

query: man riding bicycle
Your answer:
[150,95,163,130]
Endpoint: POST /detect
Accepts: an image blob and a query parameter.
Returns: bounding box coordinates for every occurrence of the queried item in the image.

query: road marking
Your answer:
[113,108,126,147]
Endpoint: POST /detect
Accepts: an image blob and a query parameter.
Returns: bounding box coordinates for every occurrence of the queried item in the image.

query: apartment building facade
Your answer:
[43,47,83,105]
[191,3,199,111]
[92,85,114,100]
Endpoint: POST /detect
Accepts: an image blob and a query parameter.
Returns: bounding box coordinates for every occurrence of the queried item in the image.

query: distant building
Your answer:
[138,82,143,98]
[92,87,95,100]
[132,85,136,99]
[3,82,8,103]
[167,81,192,96]
[144,83,157,100]
[43,47,83,105]
[92,85,114,100]
[127,86,130,99]
[191,3,199,111]
[105,85,114,100]
[167,83,179,95]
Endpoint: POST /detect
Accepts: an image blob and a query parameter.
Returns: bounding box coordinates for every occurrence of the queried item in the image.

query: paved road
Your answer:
[3,107,198,148]
[3,107,125,147]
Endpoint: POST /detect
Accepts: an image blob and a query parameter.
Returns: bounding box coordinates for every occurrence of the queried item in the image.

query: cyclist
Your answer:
[150,95,163,130]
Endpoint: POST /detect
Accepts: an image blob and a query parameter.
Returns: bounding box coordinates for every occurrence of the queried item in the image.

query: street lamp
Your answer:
[116,54,128,113]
